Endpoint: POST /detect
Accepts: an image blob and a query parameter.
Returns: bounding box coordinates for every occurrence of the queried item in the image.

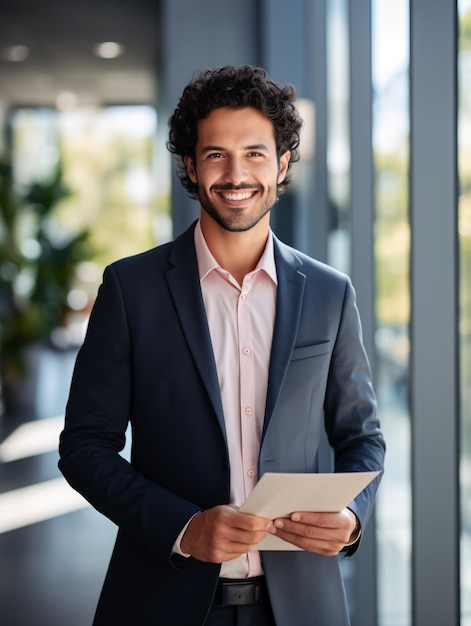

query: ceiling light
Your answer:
[56,91,78,111]
[2,45,29,62]
[93,41,124,59]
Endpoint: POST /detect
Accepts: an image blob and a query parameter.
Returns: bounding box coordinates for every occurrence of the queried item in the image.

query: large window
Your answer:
[326,0,351,276]
[373,2,411,625]
[325,3,411,623]
[7,105,170,342]
[10,105,169,266]
[459,1,471,623]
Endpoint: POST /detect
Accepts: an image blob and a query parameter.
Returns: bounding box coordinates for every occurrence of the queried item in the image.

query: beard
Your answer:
[197,182,278,232]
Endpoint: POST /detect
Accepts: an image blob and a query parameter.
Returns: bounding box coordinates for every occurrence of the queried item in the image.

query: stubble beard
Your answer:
[197,183,278,233]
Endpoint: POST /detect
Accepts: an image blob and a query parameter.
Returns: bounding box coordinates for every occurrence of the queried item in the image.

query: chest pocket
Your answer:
[291,341,330,361]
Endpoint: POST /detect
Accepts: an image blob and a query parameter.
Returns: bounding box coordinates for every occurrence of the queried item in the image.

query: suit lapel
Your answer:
[164,225,305,444]
[165,224,227,440]
[263,238,306,439]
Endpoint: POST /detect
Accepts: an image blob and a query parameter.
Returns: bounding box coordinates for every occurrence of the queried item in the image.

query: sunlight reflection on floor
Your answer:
[0,414,90,534]
[0,415,64,462]
[0,476,89,534]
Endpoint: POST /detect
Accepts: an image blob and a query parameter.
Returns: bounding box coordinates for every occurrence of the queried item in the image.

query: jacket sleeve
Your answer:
[58,265,201,565]
[324,277,385,555]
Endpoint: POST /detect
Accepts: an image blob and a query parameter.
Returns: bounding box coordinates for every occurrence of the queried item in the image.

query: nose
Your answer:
[224,157,247,185]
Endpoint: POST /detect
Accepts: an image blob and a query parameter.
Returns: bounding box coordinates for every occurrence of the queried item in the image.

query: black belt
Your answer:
[213,576,268,606]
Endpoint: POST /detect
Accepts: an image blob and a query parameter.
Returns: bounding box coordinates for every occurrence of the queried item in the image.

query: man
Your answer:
[59,65,385,625]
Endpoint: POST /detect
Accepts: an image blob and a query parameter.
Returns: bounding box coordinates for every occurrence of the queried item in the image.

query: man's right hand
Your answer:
[180,505,271,563]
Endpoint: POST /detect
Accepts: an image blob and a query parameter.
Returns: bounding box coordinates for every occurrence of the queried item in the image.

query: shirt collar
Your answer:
[194,219,278,285]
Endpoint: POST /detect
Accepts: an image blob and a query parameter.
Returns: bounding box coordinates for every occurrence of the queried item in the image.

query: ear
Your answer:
[184,156,197,184]
[277,151,291,184]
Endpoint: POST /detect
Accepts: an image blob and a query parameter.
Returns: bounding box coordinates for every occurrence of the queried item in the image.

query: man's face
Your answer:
[184,107,290,233]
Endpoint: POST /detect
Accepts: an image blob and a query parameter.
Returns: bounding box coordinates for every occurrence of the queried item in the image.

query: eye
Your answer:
[247,151,264,158]
[207,152,224,159]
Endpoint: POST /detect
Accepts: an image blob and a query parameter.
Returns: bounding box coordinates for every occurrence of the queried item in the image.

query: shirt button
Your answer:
[245,407,253,416]
[247,469,255,477]
[240,293,247,300]
[242,347,251,355]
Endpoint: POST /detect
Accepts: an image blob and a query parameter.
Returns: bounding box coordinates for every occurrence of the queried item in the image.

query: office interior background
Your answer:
[0,0,468,624]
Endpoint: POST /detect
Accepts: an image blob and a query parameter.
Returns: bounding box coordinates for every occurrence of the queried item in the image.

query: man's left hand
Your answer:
[267,508,359,556]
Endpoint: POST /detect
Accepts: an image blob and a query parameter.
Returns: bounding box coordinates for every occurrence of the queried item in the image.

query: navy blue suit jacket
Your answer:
[59,221,385,625]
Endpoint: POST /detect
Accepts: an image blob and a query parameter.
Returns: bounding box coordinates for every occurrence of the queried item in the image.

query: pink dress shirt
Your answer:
[189,220,277,578]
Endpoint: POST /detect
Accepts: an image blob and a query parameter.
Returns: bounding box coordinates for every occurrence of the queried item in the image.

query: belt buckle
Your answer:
[221,580,261,606]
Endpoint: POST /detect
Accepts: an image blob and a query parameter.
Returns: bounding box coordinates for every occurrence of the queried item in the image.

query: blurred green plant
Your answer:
[460,8,471,51]
[0,160,91,383]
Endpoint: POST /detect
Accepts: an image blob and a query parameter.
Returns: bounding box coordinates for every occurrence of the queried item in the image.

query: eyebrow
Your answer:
[199,143,270,154]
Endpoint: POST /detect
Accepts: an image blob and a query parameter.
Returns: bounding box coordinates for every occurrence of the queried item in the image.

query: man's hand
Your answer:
[180,505,272,563]
[268,508,359,556]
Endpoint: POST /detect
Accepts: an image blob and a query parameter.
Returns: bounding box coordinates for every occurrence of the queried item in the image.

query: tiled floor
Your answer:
[0,348,117,626]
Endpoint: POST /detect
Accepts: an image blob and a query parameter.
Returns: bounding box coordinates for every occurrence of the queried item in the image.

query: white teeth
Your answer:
[221,191,254,201]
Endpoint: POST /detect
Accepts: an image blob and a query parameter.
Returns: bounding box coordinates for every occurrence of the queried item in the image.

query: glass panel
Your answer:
[325,0,361,617]
[55,106,167,270]
[459,1,471,623]
[9,105,170,263]
[372,1,412,625]
[326,0,351,275]
[6,105,170,349]
[10,108,58,188]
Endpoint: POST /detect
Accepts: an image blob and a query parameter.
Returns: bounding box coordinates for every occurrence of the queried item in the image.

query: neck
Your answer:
[200,216,269,285]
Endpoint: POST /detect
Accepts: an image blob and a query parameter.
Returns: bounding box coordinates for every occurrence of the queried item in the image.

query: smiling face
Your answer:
[184,107,290,233]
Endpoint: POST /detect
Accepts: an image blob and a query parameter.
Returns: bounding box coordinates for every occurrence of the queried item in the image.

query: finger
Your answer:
[185,525,256,562]
[230,511,273,532]
[296,519,352,544]
[182,507,270,562]
[213,510,271,544]
[269,525,346,556]
[221,524,269,548]
[289,511,345,529]
[269,518,352,554]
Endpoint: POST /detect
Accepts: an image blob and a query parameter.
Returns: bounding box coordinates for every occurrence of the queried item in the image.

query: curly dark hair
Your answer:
[167,65,303,199]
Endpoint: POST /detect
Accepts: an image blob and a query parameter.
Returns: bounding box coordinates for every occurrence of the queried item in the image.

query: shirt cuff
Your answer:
[344,508,361,547]
[172,512,200,558]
